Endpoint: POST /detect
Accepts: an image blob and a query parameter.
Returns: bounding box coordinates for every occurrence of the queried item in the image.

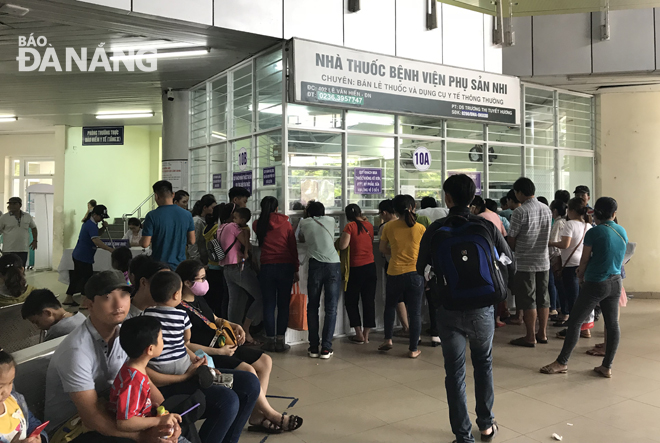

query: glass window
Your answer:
[232,64,253,138]
[446,142,484,195]
[399,116,443,137]
[13,160,20,177]
[231,138,255,211]
[25,160,55,175]
[256,51,283,131]
[525,148,555,199]
[255,131,283,206]
[488,124,521,144]
[488,145,521,200]
[561,154,593,197]
[346,135,395,212]
[190,88,207,147]
[209,143,227,200]
[190,147,208,201]
[346,111,394,133]
[399,139,443,202]
[525,87,554,146]
[288,130,342,211]
[446,120,484,140]
[287,104,343,129]
[558,93,592,150]
[210,76,228,142]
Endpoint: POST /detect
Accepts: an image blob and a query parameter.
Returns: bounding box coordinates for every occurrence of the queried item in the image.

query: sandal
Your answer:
[536,335,548,344]
[587,348,606,357]
[594,366,612,378]
[481,421,499,442]
[280,413,303,432]
[378,343,393,352]
[553,320,569,327]
[510,337,535,348]
[540,363,568,374]
[348,336,365,345]
[248,418,283,434]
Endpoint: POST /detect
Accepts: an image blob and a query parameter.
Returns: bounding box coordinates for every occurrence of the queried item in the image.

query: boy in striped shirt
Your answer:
[143,271,213,388]
[109,316,182,431]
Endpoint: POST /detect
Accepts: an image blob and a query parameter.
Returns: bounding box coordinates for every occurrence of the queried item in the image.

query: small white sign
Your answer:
[413,147,431,171]
[238,147,249,171]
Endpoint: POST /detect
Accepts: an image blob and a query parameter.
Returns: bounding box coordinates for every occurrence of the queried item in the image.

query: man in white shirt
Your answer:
[0,197,37,266]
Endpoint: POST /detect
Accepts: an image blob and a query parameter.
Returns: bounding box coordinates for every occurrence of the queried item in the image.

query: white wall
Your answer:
[78,0,502,74]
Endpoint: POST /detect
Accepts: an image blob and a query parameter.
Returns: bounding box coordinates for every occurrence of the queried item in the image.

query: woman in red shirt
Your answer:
[339,204,376,344]
[253,196,299,353]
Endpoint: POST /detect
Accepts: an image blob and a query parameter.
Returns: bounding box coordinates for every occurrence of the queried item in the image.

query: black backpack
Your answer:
[430,215,507,310]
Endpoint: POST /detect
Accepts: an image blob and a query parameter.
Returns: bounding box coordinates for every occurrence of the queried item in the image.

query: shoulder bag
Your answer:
[555,222,588,280]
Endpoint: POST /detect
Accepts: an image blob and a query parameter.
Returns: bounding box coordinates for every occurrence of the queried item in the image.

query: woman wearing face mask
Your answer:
[175,259,303,434]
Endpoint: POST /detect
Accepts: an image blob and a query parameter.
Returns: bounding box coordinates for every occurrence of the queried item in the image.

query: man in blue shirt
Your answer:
[140,181,195,270]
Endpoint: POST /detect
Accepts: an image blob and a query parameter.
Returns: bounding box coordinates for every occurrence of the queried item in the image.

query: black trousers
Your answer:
[206,268,228,318]
[344,262,377,328]
[66,259,94,296]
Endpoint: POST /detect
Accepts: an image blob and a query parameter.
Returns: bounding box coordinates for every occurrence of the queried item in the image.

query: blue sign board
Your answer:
[263,167,276,186]
[233,171,253,194]
[212,173,222,189]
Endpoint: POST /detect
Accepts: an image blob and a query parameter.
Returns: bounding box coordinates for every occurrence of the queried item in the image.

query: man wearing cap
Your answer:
[63,204,115,307]
[45,270,185,442]
[0,197,37,267]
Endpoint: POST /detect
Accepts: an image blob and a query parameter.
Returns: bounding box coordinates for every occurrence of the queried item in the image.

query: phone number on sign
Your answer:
[317,91,364,106]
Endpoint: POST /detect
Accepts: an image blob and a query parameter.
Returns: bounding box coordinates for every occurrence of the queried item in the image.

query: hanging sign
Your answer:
[290,38,520,125]
[238,147,249,171]
[263,167,276,186]
[448,170,482,195]
[82,126,124,145]
[413,147,431,171]
[212,173,222,189]
[233,171,252,194]
[354,168,382,194]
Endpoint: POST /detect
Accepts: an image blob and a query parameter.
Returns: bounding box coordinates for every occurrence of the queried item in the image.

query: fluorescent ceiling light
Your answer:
[109,47,209,61]
[0,116,17,122]
[110,42,199,52]
[212,131,227,140]
[96,111,154,119]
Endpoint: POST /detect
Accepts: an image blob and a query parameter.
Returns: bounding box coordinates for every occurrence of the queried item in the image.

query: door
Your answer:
[559,151,594,197]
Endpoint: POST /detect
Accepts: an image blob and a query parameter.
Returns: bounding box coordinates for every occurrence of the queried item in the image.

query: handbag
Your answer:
[288,283,308,331]
[208,224,238,263]
[181,301,236,348]
[555,222,588,279]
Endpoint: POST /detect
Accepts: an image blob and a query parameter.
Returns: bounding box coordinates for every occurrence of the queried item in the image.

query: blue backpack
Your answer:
[431,216,507,310]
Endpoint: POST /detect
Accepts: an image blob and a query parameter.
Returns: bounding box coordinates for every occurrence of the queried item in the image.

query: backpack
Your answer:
[431,215,507,310]
[208,224,238,263]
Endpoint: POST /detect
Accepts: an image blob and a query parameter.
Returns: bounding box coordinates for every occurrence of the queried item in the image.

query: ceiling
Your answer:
[441,0,660,16]
[522,73,660,94]
[0,0,281,132]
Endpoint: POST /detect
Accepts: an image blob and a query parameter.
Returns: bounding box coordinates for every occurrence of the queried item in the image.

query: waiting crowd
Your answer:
[0,176,630,443]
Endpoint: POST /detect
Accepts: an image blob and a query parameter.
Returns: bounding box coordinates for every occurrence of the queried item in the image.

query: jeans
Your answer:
[206,267,228,318]
[66,259,94,296]
[562,266,580,316]
[344,262,377,329]
[384,272,424,351]
[426,278,441,336]
[439,306,496,443]
[260,263,296,337]
[159,369,260,443]
[307,259,342,350]
[224,264,263,324]
[548,270,558,311]
[558,275,622,368]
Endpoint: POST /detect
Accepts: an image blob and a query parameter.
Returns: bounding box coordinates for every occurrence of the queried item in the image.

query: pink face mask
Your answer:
[191,280,209,296]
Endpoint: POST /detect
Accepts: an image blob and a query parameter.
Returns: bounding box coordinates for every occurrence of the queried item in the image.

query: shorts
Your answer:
[211,346,263,370]
[148,355,191,375]
[515,270,550,310]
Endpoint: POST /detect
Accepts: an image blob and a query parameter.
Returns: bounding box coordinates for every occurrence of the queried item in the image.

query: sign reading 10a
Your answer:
[238,147,249,171]
[413,146,431,171]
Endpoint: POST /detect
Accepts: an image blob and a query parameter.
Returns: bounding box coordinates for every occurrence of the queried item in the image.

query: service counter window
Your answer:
[399,116,443,137]
[526,148,555,198]
[256,50,283,131]
[446,142,484,196]
[346,111,394,133]
[255,131,283,206]
[347,134,395,213]
[210,76,228,142]
[558,93,592,150]
[488,124,520,144]
[400,139,443,202]
[287,130,343,212]
[446,120,484,141]
[488,145,522,201]
[231,138,256,212]
[232,64,253,138]
[209,143,227,199]
[287,104,343,129]
[190,147,208,201]
[525,87,554,147]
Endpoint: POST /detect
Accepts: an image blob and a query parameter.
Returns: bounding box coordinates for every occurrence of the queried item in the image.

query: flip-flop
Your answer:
[593,366,612,378]
[280,413,303,432]
[378,343,393,352]
[510,337,535,348]
[540,364,568,374]
[348,336,365,345]
[481,421,499,442]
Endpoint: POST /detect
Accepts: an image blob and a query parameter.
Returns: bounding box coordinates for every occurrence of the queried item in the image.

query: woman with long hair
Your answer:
[253,197,299,353]
[378,194,426,358]
[0,253,35,306]
[339,204,376,345]
[175,260,303,433]
[541,197,627,377]
[203,203,227,317]
[189,194,217,264]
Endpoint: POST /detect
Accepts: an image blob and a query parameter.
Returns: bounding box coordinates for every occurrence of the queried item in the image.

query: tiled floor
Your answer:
[26,271,660,443]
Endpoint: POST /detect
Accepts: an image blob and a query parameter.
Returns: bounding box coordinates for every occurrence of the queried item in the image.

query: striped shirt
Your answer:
[509,197,552,272]
[143,306,191,363]
[109,365,152,420]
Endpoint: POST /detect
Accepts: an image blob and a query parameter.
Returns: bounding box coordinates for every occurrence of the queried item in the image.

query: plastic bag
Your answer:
[288,282,308,331]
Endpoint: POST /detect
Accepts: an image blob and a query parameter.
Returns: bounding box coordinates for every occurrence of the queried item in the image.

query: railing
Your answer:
[122,193,155,232]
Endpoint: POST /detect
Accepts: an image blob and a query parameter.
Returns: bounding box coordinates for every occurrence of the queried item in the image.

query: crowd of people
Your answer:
[0,176,631,443]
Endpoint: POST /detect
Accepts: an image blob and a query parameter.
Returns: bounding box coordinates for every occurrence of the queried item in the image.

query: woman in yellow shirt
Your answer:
[378,195,426,358]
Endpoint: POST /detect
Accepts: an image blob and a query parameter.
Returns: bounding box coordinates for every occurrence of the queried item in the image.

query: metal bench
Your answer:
[0,302,43,353]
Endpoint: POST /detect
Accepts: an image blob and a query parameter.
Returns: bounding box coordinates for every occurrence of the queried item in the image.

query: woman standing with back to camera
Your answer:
[378,195,426,358]
[254,196,299,353]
